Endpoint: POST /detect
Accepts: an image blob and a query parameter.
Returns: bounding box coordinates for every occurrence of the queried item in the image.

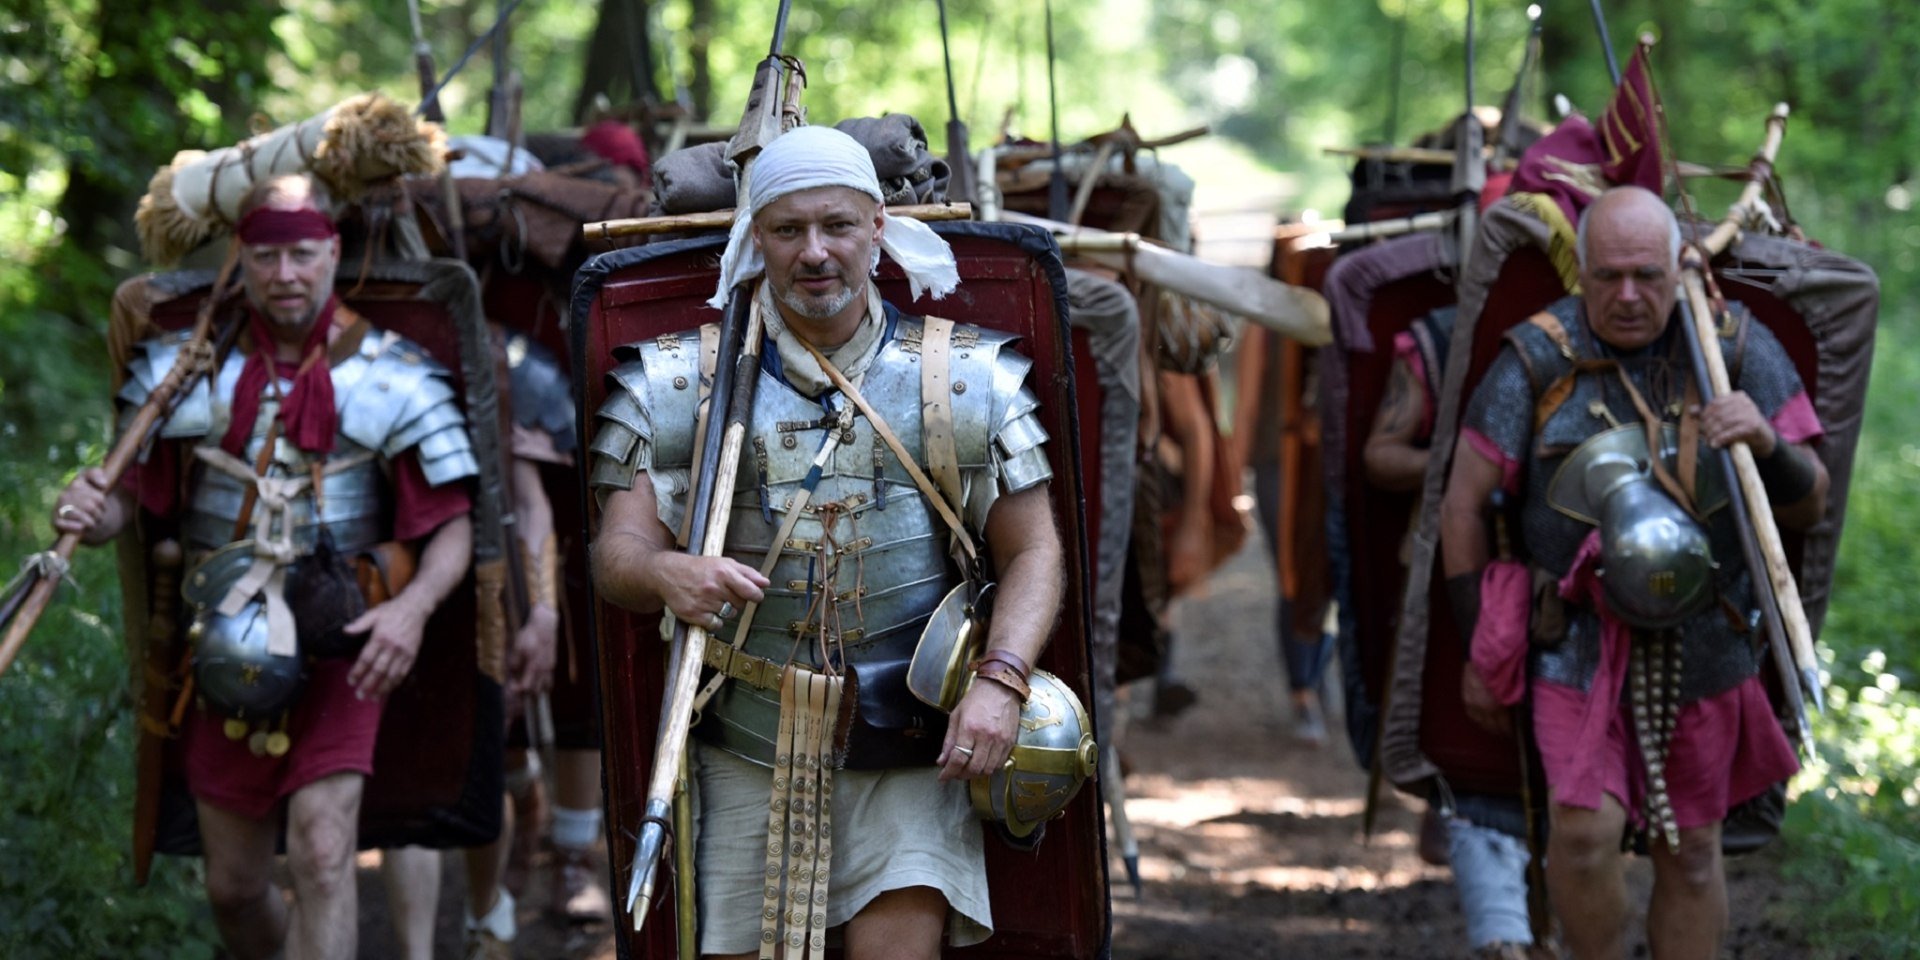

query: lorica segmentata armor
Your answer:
[118,325,478,556]
[589,309,1051,766]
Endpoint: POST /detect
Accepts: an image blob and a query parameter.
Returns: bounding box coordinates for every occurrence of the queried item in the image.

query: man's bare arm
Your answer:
[938,483,1064,782]
[590,472,766,625]
[1441,441,1511,734]
[1440,441,1503,579]
[347,513,472,699]
[509,458,558,695]
[1698,392,1828,531]
[1363,357,1431,492]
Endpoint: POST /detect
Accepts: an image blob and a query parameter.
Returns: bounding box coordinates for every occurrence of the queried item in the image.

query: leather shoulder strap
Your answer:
[918,315,965,513]
[1508,310,1582,434]
[1525,309,1575,359]
[794,333,979,567]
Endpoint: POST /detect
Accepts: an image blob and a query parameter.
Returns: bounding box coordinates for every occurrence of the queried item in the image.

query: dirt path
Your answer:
[353,533,1803,959]
[1108,535,1805,959]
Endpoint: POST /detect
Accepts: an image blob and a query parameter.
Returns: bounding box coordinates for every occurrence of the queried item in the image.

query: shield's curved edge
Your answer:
[1304,233,1519,795]
[569,220,1112,960]
[128,259,507,862]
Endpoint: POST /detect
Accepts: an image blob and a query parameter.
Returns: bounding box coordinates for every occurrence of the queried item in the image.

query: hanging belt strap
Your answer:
[757,666,843,960]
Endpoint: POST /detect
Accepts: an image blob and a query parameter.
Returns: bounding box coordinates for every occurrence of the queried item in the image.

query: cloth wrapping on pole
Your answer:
[135,92,446,266]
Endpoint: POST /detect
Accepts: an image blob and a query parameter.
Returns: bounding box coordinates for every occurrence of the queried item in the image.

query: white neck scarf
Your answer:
[757,282,887,398]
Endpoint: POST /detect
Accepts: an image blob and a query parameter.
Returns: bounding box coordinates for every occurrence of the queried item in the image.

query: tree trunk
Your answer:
[573,0,660,123]
[689,0,715,120]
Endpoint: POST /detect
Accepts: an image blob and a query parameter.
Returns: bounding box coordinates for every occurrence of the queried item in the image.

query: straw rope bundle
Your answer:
[135,92,445,265]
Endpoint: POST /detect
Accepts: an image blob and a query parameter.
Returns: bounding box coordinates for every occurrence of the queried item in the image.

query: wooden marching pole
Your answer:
[1675,104,1822,715]
[585,202,972,242]
[0,253,240,678]
[1004,211,1332,346]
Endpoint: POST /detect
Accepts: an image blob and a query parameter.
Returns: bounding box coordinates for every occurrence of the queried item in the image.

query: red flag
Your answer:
[1597,43,1664,193]
[1500,42,1669,289]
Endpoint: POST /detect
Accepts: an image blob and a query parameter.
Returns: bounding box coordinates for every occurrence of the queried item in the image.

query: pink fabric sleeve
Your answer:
[1770,390,1823,446]
[1462,427,1523,494]
[1470,559,1533,705]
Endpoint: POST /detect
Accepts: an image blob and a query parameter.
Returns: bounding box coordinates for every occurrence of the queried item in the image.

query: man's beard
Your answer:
[261,300,324,339]
[778,276,860,321]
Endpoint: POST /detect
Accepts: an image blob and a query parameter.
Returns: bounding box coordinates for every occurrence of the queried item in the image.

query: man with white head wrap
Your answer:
[589,125,1065,958]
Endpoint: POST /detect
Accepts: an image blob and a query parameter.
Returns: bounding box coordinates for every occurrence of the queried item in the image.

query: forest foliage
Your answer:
[1,0,1916,955]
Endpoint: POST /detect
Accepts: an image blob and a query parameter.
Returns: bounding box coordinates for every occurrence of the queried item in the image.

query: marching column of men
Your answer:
[51,146,1840,960]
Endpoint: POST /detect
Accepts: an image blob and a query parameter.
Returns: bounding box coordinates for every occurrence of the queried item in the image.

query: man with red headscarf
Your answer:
[52,173,476,960]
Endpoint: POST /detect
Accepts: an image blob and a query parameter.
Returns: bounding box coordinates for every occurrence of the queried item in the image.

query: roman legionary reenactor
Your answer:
[52,173,476,960]
[1443,186,1821,958]
[588,126,1073,956]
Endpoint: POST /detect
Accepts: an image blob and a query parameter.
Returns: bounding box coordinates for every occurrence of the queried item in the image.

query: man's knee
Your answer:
[285,781,361,896]
[203,855,275,916]
[846,886,947,960]
[1549,802,1624,871]
[1658,827,1724,894]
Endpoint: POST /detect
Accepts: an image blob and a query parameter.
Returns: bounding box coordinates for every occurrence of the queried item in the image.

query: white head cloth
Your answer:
[706,125,960,310]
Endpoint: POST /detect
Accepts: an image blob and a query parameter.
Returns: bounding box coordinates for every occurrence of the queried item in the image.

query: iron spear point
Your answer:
[625,799,672,930]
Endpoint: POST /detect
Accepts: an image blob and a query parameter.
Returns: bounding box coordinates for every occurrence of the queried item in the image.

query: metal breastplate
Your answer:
[174,346,394,555]
[698,344,959,765]
[126,325,476,556]
[181,435,390,554]
[1516,305,1760,702]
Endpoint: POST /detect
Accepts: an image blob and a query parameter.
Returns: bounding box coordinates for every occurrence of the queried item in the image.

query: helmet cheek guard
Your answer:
[1547,424,1721,629]
[968,670,1098,838]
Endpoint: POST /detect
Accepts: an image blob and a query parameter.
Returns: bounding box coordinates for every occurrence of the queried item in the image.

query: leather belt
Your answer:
[704,634,785,691]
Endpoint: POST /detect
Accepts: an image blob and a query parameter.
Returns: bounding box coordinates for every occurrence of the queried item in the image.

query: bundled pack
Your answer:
[135,92,445,265]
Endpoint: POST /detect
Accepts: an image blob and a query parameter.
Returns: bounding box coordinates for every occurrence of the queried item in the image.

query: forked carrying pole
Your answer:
[0,256,243,678]
[625,2,796,936]
[1673,107,1822,744]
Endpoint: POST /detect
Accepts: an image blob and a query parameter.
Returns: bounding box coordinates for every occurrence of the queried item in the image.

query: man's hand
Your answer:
[508,604,559,698]
[653,553,768,632]
[1460,662,1511,736]
[345,595,430,699]
[1165,521,1210,595]
[1698,391,1777,456]
[53,467,128,545]
[938,678,1022,782]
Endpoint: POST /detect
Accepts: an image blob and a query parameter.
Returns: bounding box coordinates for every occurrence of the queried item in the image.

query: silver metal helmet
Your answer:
[190,600,306,720]
[1586,451,1717,629]
[969,669,1098,838]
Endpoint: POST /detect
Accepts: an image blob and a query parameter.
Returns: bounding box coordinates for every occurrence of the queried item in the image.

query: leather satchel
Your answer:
[285,527,366,659]
[840,658,947,770]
